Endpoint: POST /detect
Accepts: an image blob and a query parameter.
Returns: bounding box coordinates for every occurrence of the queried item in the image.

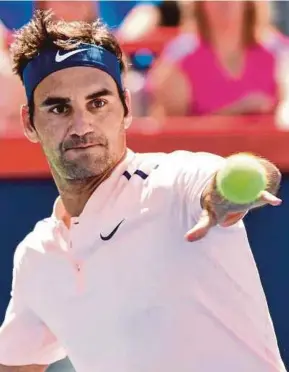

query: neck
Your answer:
[210,25,244,55]
[53,151,127,218]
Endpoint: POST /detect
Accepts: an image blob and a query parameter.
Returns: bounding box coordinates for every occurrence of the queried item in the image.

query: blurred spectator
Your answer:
[36,0,98,22]
[0,21,25,136]
[117,0,181,43]
[0,1,144,32]
[147,1,289,121]
[120,1,185,116]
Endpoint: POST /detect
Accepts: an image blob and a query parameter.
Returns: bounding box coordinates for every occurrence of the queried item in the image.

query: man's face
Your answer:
[24,66,130,180]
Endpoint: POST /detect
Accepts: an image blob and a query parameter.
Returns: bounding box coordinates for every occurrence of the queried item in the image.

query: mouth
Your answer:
[65,143,100,151]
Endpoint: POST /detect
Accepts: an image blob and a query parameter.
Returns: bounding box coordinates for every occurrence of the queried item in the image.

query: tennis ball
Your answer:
[216,154,267,204]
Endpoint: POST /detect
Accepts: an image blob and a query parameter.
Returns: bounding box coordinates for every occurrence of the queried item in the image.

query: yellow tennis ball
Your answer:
[216,154,267,204]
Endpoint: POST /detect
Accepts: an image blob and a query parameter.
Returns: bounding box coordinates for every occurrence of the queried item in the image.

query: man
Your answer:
[0,10,286,372]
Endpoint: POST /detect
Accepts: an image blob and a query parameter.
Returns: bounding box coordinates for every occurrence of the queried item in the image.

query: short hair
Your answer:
[10,10,128,117]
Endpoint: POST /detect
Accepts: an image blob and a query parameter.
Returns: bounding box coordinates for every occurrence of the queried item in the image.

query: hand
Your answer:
[185,190,281,242]
[186,155,282,242]
[215,92,275,115]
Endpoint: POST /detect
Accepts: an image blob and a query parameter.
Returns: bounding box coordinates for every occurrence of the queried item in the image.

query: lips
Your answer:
[65,143,99,151]
[71,144,95,149]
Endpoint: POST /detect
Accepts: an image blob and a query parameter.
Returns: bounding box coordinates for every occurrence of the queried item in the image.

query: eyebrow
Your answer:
[85,88,114,100]
[40,88,115,107]
[40,97,69,107]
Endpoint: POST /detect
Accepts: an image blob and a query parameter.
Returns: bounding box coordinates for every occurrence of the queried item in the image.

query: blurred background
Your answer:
[0,1,289,371]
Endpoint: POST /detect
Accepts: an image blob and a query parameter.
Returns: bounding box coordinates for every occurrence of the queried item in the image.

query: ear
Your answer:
[123,88,133,130]
[21,104,39,143]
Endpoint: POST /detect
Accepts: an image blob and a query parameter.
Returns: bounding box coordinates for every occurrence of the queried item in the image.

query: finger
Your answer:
[259,190,282,206]
[185,210,215,242]
[220,212,246,227]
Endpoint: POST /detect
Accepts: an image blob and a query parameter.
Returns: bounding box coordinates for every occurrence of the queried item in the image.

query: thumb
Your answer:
[185,209,215,242]
[259,190,282,206]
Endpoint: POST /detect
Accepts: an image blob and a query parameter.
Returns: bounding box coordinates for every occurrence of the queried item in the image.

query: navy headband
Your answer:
[22,44,123,102]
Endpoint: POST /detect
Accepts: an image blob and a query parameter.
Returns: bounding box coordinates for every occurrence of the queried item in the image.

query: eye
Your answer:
[49,105,70,115]
[90,99,106,109]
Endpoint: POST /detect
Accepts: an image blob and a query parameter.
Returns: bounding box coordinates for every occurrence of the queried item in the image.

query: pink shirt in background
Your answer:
[161,33,289,115]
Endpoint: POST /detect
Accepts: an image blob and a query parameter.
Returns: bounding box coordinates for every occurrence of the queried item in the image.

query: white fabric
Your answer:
[0,150,285,371]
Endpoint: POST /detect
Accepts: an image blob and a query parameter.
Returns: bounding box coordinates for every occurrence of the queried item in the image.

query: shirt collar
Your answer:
[52,149,135,224]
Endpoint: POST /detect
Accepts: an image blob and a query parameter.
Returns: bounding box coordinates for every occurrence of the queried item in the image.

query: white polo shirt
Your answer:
[0,150,285,372]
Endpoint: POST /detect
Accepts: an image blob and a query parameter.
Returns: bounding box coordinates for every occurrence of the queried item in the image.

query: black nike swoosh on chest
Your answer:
[100,219,125,241]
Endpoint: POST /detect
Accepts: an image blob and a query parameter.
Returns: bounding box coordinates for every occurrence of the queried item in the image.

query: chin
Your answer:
[62,155,111,179]
[65,145,108,164]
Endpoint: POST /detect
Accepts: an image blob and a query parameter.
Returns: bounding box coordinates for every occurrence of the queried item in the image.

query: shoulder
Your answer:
[133,150,224,186]
[138,151,225,225]
[258,31,289,80]
[168,151,224,198]
[260,30,289,55]
[161,33,200,64]
[135,149,224,169]
[162,150,224,174]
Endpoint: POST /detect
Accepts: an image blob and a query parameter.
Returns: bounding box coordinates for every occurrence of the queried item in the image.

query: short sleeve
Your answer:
[0,245,67,365]
[173,151,225,223]
[161,33,198,64]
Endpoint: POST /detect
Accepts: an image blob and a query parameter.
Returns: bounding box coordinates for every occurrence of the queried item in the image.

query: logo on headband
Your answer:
[23,44,123,102]
[55,48,88,63]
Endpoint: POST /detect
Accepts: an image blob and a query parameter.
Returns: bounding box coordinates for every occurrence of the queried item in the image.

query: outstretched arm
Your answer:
[186,156,282,241]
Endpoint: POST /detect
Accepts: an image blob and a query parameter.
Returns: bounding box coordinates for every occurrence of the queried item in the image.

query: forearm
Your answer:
[0,365,47,372]
[201,156,282,223]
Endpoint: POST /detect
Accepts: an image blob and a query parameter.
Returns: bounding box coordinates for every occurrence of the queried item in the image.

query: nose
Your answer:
[69,110,94,137]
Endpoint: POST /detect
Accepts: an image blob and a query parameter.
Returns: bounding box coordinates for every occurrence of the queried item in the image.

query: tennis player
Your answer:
[0,10,286,372]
